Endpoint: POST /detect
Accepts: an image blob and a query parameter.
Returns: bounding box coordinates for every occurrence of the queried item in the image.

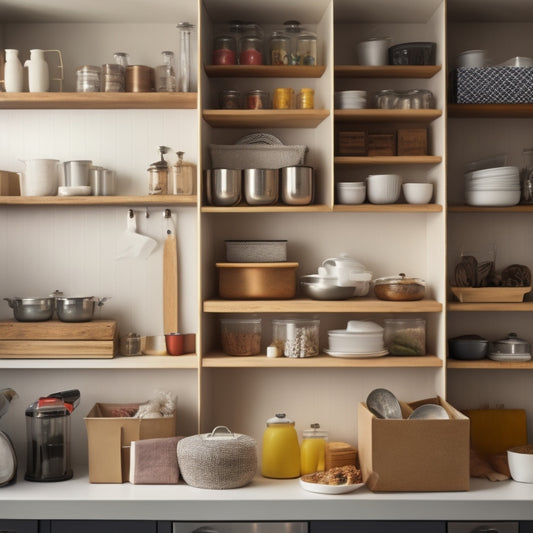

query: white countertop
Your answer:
[2,470,533,522]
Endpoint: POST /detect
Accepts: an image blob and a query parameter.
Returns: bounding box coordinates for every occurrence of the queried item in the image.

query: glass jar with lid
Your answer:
[155,51,177,92]
[300,423,328,475]
[239,35,263,65]
[283,20,318,65]
[269,31,290,65]
[213,35,237,65]
[383,318,426,356]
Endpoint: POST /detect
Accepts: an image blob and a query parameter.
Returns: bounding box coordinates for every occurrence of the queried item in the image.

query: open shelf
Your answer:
[204,298,443,313]
[335,65,442,78]
[0,92,198,109]
[202,109,329,128]
[448,205,533,213]
[332,203,442,213]
[448,103,533,118]
[335,155,442,165]
[202,353,443,368]
[447,301,533,311]
[201,204,330,213]
[334,109,442,123]
[0,195,197,206]
[448,359,533,370]
[204,65,326,78]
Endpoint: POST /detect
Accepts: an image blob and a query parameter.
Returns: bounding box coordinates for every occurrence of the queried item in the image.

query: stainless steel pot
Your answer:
[55,296,109,322]
[206,168,242,206]
[243,168,279,205]
[280,166,314,205]
[491,332,531,356]
[4,297,54,322]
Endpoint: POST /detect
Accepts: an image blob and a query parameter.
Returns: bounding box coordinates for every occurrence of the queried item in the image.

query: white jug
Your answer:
[4,49,23,92]
[19,159,60,196]
[24,49,63,92]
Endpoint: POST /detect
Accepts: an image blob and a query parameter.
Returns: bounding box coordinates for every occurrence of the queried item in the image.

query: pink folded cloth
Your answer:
[129,436,182,484]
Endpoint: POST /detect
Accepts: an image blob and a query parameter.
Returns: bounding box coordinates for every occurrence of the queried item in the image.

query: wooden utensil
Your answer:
[163,211,178,334]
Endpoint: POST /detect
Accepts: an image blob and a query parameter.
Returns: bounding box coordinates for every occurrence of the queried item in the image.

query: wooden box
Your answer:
[367,131,396,156]
[0,319,118,358]
[397,128,428,156]
[0,171,20,196]
[337,130,367,156]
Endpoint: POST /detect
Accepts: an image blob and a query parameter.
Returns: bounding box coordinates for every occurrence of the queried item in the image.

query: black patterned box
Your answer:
[453,67,533,104]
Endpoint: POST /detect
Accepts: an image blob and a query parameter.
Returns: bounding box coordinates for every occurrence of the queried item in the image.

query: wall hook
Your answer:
[145,207,150,218]
[128,209,134,219]
[164,208,171,218]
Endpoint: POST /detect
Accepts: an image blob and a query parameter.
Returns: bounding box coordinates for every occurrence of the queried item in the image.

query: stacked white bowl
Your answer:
[336,181,366,204]
[464,166,520,207]
[327,320,386,357]
[334,90,367,109]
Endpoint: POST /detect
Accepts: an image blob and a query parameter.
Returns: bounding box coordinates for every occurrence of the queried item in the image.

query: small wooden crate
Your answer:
[397,128,428,156]
[337,131,367,156]
[367,131,396,156]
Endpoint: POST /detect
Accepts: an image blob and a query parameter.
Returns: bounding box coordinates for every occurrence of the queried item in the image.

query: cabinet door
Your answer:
[311,521,446,533]
[49,521,157,533]
[0,521,38,533]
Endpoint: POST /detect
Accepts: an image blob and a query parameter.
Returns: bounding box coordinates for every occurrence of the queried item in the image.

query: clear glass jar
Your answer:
[219,89,241,109]
[239,36,263,65]
[269,31,290,65]
[113,52,129,68]
[155,51,177,92]
[272,318,320,358]
[169,151,196,195]
[246,89,269,109]
[76,65,100,92]
[297,34,317,65]
[213,35,237,65]
[383,318,426,356]
[177,22,194,92]
[300,423,328,475]
[220,317,262,356]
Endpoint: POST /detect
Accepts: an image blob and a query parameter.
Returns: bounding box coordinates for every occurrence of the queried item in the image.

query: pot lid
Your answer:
[266,413,295,425]
[374,273,426,286]
[496,332,529,345]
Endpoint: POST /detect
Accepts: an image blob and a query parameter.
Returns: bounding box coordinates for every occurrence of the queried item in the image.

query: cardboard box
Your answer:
[358,396,470,492]
[0,171,20,196]
[85,402,176,483]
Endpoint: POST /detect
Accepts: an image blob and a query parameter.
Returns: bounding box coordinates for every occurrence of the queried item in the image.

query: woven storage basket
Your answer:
[209,144,307,170]
[177,426,257,489]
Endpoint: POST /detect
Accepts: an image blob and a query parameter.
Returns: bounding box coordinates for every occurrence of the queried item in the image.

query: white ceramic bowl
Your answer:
[508,445,533,483]
[357,39,390,66]
[336,182,366,204]
[402,182,433,204]
[328,329,385,354]
[367,174,401,204]
[457,49,486,68]
[465,189,520,207]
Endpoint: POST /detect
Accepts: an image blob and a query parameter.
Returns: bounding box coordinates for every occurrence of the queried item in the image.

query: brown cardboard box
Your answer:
[0,171,20,196]
[85,402,176,483]
[358,396,470,492]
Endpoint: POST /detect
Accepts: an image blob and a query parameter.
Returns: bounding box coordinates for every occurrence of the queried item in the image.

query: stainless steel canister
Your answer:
[281,165,314,205]
[126,65,154,92]
[206,168,242,206]
[90,167,116,196]
[63,160,92,187]
[243,168,279,205]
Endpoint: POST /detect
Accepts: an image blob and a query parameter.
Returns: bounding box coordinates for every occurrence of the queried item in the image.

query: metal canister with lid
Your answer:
[147,146,169,195]
[273,87,294,109]
[297,88,314,109]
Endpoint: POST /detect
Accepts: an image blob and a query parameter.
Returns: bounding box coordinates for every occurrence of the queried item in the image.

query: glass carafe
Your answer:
[155,51,177,92]
[177,22,194,92]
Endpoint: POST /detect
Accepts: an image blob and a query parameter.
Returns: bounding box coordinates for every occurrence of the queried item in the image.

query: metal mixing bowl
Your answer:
[4,297,54,322]
[299,276,354,300]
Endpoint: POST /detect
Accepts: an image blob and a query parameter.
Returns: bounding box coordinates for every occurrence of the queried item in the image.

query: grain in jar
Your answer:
[220,317,262,356]
[272,318,319,358]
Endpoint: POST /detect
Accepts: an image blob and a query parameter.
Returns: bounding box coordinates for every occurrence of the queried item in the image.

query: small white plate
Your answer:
[299,477,365,495]
[489,353,532,362]
[324,349,388,359]
[58,185,91,196]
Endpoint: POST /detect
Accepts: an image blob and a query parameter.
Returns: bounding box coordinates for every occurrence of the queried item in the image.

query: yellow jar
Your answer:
[273,87,295,109]
[297,88,314,109]
[300,423,328,475]
[261,413,300,478]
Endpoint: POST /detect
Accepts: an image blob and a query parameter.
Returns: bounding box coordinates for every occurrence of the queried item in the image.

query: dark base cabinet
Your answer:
[0,521,38,533]
[41,521,158,533]
[311,522,446,533]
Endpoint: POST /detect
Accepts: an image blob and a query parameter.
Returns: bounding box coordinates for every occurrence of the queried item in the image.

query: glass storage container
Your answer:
[272,318,320,358]
[300,423,328,475]
[239,35,263,65]
[220,317,262,356]
[155,51,177,92]
[283,20,318,65]
[213,35,237,65]
[383,318,426,356]
[269,31,290,65]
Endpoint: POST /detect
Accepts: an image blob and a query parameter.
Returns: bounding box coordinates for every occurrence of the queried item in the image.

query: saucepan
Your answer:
[55,296,110,322]
[4,297,55,322]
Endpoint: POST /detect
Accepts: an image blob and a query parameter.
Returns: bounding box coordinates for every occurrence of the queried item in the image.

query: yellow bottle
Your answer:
[261,413,300,479]
[300,423,328,475]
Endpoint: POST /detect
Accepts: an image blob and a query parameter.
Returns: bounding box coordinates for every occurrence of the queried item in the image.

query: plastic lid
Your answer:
[25,398,70,418]
[302,423,328,439]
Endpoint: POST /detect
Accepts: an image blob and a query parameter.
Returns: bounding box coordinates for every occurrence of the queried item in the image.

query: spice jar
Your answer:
[239,36,263,65]
[213,36,237,65]
[300,423,328,475]
[219,89,241,109]
[269,31,290,65]
[246,89,269,109]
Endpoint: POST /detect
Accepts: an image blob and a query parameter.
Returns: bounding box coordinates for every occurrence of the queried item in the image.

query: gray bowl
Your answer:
[448,335,488,360]
[300,278,354,300]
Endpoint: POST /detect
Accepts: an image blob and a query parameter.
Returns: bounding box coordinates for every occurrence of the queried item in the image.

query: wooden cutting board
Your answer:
[163,216,178,334]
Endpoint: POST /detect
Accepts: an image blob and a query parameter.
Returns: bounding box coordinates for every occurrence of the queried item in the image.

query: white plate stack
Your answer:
[334,90,367,109]
[464,166,521,207]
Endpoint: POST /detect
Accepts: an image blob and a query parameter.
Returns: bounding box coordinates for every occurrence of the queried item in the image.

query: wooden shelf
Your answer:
[0,354,199,369]
[0,92,198,109]
[448,205,533,213]
[0,195,197,206]
[204,65,326,78]
[447,301,533,311]
[335,155,442,165]
[448,103,533,118]
[448,359,533,370]
[202,109,329,128]
[334,109,442,123]
[335,65,442,79]
[201,204,330,213]
[202,353,443,368]
[332,203,442,213]
[204,297,443,314]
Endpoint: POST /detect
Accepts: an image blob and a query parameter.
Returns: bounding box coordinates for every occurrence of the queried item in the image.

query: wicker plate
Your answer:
[451,286,531,303]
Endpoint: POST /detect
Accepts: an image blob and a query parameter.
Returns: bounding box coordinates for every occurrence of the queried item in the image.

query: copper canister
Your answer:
[273,87,295,109]
[126,65,154,92]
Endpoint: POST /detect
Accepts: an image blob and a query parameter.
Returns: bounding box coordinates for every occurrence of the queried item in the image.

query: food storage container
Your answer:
[280,166,314,205]
[489,332,531,361]
[220,317,261,356]
[178,425,257,489]
[261,413,300,478]
[272,318,319,358]
[206,168,242,206]
[388,42,437,65]
[216,262,298,299]
[448,335,488,360]
[243,168,279,205]
[373,273,426,301]
[508,444,533,483]
[300,423,328,475]
[383,318,426,356]
[224,240,287,263]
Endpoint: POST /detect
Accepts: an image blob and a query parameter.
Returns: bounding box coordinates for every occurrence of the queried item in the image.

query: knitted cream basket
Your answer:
[177,426,257,489]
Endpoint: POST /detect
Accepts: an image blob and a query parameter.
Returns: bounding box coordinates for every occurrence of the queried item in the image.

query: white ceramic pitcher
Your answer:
[19,159,60,196]
[4,49,23,92]
[24,49,63,92]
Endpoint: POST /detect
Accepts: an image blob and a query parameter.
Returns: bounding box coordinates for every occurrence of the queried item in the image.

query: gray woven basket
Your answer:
[209,144,307,170]
[177,426,257,489]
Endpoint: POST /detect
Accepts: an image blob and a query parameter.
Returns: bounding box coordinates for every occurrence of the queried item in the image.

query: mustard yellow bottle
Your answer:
[300,423,328,475]
[261,413,300,479]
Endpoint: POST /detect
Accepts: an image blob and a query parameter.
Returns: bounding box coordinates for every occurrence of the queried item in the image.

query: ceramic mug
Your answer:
[165,332,184,356]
